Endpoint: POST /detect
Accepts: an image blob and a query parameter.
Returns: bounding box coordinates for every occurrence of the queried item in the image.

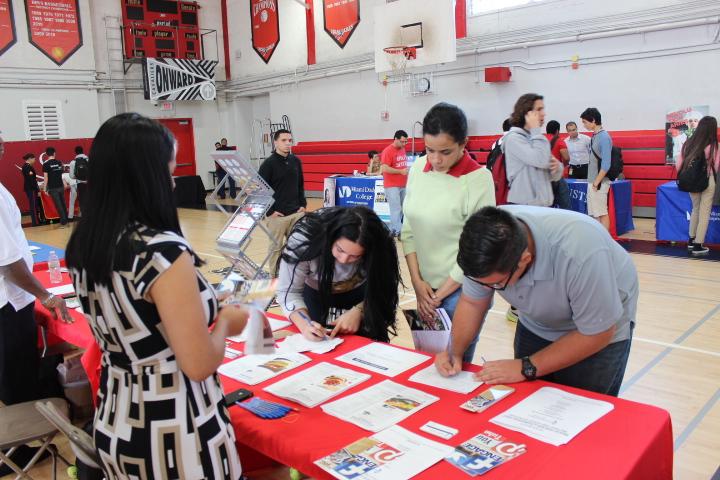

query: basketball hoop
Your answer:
[383,45,417,73]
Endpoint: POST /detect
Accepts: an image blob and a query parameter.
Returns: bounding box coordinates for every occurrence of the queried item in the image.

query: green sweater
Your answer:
[401,155,495,288]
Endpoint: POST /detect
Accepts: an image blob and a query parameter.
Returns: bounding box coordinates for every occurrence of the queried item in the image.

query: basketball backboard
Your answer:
[374,0,456,73]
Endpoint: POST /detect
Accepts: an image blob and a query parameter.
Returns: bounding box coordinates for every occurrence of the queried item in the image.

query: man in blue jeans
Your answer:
[435,205,638,396]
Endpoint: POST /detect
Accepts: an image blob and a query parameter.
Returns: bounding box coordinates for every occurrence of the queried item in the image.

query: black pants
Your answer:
[0,302,39,405]
[552,178,572,210]
[76,182,88,216]
[217,168,236,198]
[513,321,632,397]
[48,187,68,225]
[568,164,588,179]
[25,190,39,226]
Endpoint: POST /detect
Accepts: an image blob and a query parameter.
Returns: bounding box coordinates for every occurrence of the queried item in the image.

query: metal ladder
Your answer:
[103,16,129,116]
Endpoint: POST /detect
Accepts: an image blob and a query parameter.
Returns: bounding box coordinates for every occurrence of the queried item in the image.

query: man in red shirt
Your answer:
[380,130,409,236]
[545,120,571,210]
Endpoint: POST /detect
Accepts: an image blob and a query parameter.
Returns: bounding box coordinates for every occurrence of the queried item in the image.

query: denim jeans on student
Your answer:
[217,168,236,198]
[440,288,479,364]
[47,188,68,225]
[513,321,633,396]
[385,186,406,235]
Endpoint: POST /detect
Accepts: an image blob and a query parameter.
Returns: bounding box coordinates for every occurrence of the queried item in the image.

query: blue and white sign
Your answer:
[333,176,391,225]
[656,181,720,243]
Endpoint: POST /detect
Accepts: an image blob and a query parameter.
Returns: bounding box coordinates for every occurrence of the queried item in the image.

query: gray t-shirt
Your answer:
[462,205,638,343]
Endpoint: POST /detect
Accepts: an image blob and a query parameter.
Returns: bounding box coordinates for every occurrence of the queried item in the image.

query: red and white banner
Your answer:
[250,0,279,64]
[0,0,17,56]
[25,0,83,65]
[323,0,360,48]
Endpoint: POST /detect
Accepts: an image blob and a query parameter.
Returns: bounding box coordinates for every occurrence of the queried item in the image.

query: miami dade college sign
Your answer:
[250,0,279,63]
[142,57,219,101]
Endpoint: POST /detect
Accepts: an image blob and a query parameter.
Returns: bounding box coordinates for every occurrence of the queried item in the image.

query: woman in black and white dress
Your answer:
[66,113,247,479]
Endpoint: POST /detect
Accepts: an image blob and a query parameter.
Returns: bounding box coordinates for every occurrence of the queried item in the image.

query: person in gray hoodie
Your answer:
[502,93,563,206]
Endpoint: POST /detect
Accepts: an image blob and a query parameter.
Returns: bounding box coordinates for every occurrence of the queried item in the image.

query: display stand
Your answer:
[210,152,278,307]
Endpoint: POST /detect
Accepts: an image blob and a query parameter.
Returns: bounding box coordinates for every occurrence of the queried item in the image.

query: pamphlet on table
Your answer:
[275,334,344,354]
[335,343,430,377]
[314,425,453,480]
[217,352,310,385]
[403,308,451,354]
[408,364,483,394]
[321,380,439,432]
[445,430,527,476]
[490,386,614,446]
[263,362,370,407]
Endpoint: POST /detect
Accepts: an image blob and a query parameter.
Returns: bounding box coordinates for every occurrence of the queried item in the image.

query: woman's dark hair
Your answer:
[458,207,528,278]
[546,120,560,135]
[681,116,718,172]
[281,206,400,342]
[367,150,378,159]
[580,107,602,125]
[66,113,180,285]
[23,153,35,161]
[422,102,468,144]
[510,93,543,128]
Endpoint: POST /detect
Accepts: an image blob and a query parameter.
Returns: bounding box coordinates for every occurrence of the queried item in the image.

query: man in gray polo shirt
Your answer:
[435,205,638,396]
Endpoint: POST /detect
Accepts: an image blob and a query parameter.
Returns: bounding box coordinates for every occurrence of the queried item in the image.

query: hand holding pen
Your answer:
[295,309,327,341]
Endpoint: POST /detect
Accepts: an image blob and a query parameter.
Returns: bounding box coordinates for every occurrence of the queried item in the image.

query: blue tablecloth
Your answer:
[333,176,390,224]
[566,179,635,236]
[656,181,720,243]
[28,240,65,264]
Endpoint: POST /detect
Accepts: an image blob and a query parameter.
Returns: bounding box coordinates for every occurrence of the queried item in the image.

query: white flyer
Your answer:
[227,316,291,343]
[314,425,453,480]
[408,365,484,394]
[335,343,430,377]
[490,386,615,446]
[217,352,310,386]
[321,380,439,432]
[47,284,75,297]
[275,334,344,354]
[263,362,370,407]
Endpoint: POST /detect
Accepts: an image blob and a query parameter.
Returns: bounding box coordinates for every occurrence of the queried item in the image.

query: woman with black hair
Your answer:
[66,113,246,479]
[401,102,495,363]
[276,206,400,342]
[676,115,720,256]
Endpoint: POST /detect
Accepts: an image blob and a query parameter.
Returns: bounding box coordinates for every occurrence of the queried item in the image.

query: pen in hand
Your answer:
[297,310,326,339]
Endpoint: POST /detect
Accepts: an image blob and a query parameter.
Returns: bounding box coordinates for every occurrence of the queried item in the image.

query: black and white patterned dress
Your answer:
[71,225,242,479]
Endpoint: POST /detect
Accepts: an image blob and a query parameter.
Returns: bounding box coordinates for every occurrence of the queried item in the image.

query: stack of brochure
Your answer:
[445,430,527,476]
[217,352,310,385]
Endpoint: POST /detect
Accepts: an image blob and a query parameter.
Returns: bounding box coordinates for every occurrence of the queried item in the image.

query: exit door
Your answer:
[158,118,196,177]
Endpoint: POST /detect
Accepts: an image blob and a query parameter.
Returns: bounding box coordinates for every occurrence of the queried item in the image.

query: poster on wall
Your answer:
[0,0,17,57]
[142,57,219,101]
[24,0,82,65]
[665,105,709,164]
[323,0,360,48]
[250,0,279,63]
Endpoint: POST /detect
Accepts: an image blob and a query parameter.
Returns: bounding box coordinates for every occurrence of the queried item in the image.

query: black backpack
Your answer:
[485,140,503,171]
[74,156,89,181]
[677,153,712,193]
[591,136,623,181]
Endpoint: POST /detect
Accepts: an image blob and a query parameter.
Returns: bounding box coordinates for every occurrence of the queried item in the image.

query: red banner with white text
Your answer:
[0,0,17,56]
[25,0,83,65]
[323,0,360,48]
[250,0,279,64]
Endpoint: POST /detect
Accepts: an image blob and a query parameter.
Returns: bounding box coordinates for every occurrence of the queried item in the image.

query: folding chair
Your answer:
[34,400,102,472]
[0,397,70,479]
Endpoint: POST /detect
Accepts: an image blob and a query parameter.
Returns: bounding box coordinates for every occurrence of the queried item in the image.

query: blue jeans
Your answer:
[441,288,479,364]
[217,168,236,198]
[513,321,633,396]
[385,186,406,235]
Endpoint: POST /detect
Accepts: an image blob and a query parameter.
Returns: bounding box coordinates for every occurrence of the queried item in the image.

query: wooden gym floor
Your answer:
[6,198,719,480]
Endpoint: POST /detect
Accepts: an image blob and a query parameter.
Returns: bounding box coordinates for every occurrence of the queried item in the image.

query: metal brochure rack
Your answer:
[210,151,278,287]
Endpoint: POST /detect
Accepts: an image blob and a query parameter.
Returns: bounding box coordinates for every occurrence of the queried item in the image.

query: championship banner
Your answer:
[24,0,82,65]
[250,0,279,64]
[323,0,360,48]
[0,0,17,57]
[142,58,219,101]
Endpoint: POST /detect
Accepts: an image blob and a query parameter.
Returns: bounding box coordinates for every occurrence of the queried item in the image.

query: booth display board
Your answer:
[0,0,17,57]
[25,0,82,65]
[333,176,390,225]
[121,0,202,60]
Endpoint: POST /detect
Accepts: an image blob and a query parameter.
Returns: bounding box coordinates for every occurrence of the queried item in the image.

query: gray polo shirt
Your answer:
[462,205,638,344]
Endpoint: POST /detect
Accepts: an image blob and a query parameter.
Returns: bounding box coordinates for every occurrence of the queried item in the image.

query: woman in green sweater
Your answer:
[402,103,495,362]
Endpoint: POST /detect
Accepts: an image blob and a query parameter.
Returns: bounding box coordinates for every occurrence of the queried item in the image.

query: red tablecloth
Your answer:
[34,270,102,401]
[222,333,673,480]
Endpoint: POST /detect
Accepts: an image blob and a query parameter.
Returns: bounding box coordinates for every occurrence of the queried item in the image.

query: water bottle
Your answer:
[48,251,62,284]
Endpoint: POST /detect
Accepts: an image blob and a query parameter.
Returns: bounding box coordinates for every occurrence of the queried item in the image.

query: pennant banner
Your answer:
[250,0,279,64]
[323,0,360,48]
[142,57,219,101]
[25,0,83,65]
[0,0,17,57]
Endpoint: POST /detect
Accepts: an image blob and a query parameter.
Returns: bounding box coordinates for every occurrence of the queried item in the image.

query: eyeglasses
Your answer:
[466,263,519,291]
